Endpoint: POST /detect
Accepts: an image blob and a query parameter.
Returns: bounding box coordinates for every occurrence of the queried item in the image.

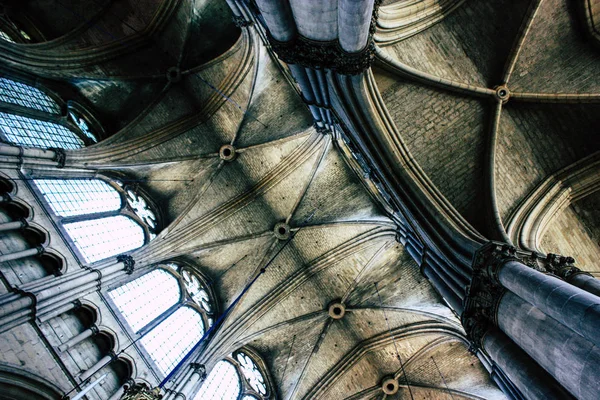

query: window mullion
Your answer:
[0,102,62,122]
[137,303,182,337]
[61,209,122,225]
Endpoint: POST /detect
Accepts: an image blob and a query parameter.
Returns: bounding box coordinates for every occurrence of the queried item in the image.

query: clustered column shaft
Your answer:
[464,243,600,400]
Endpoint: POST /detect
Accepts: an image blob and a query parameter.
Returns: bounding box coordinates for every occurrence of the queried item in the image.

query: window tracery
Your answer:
[193,350,271,400]
[0,76,99,149]
[32,177,157,263]
[107,263,216,377]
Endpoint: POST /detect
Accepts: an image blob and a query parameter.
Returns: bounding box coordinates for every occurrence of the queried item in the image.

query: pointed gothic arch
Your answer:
[194,347,273,400]
[31,175,158,263]
[0,75,102,149]
[107,262,217,377]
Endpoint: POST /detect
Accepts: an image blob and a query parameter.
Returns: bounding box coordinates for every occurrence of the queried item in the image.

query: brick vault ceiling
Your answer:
[4,0,599,398]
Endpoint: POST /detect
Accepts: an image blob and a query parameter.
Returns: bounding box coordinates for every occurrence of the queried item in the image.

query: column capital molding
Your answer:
[472,241,588,281]
[462,243,511,348]
[463,241,589,349]
[120,382,163,400]
[117,254,136,275]
[189,363,206,375]
[270,34,376,76]
[233,15,252,28]
[266,0,383,75]
[48,147,66,168]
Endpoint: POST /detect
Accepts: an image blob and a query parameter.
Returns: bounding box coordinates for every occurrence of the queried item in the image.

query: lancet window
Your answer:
[0,76,99,149]
[32,177,157,263]
[107,263,216,377]
[194,349,271,400]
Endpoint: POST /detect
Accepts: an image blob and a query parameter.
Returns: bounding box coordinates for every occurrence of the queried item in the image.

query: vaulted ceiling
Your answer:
[2,0,599,398]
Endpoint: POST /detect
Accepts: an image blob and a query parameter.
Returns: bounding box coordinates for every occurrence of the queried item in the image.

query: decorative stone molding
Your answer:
[219,144,236,161]
[270,35,376,76]
[48,148,66,168]
[190,362,207,380]
[381,377,399,395]
[462,242,588,348]
[313,122,331,135]
[462,243,512,348]
[120,382,163,400]
[233,15,252,28]
[117,254,136,275]
[266,0,383,75]
[328,301,346,320]
[542,253,589,281]
[273,222,290,240]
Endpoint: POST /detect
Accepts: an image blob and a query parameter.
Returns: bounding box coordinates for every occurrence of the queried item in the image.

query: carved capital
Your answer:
[120,382,163,400]
[544,253,587,280]
[233,15,252,28]
[464,242,586,348]
[266,0,382,75]
[462,243,512,348]
[270,36,376,75]
[190,363,207,380]
[117,254,135,275]
[313,122,331,135]
[48,148,66,168]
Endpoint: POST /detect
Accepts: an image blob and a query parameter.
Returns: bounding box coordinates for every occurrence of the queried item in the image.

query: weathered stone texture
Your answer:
[375,67,487,231]
[541,193,600,275]
[496,103,600,221]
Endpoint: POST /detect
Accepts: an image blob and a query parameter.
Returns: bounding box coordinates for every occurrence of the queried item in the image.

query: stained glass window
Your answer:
[69,110,97,143]
[0,78,61,114]
[140,306,205,375]
[108,270,180,332]
[33,179,121,217]
[182,269,212,313]
[0,77,99,149]
[192,351,269,400]
[126,190,156,230]
[64,215,145,263]
[33,178,157,263]
[237,352,267,396]
[0,112,84,149]
[193,360,241,400]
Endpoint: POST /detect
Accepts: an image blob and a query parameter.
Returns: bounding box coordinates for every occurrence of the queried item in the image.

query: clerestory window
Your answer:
[32,177,157,263]
[0,76,99,149]
[194,350,270,400]
[108,263,216,377]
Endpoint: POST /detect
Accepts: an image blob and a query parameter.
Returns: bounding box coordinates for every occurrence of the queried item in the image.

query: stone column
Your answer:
[464,243,600,400]
[497,291,600,400]
[0,255,139,333]
[178,363,206,398]
[164,363,206,400]
[0,246,43,263]
[498,260,600,347]
[107,379,135,400]
[338,0,375,52]
[566,272,600,297]
[482,328,575,400]
[421,262,463,313]
[79,352,115,382]
[0,219,26,232]
[58,325,99,352]
[254,0,296,41]
[37,299,81,323]
[0,144,65,168]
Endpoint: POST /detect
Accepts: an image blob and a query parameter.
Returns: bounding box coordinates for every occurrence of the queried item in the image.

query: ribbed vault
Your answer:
[374,0,600,245]
[4,0,600,398]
